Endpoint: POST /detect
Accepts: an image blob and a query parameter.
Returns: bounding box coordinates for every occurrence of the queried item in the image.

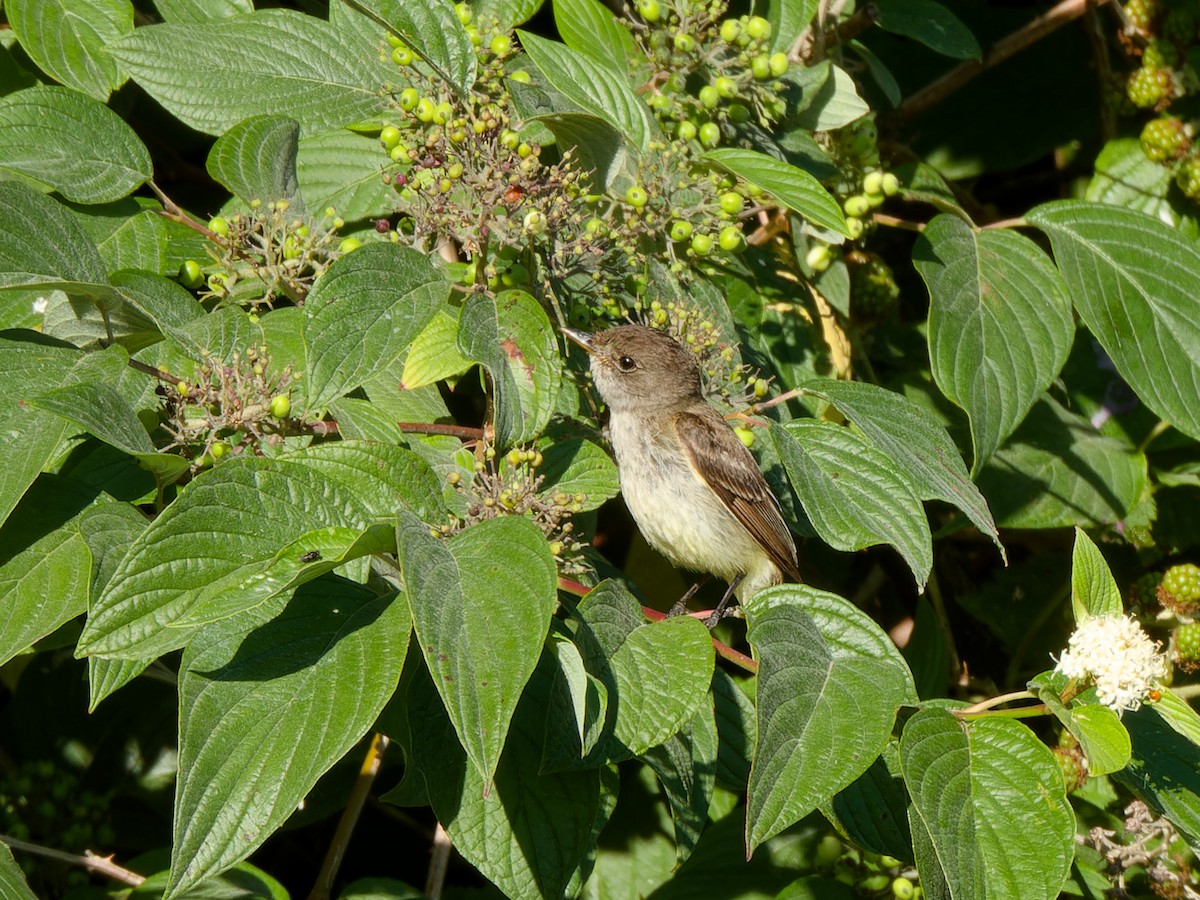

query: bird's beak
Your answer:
[562,327,596,355]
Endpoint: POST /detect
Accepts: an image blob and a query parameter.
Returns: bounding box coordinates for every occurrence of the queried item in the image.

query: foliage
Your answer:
[2,0,1200,898]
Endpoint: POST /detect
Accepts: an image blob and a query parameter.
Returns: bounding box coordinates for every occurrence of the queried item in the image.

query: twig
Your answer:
[0,836,145,887]
[900,0,1112,120]
[307,733,389,900]
[396,422,486,441]
[425,821,452,900]
[128,357,187,386]
[872,213,926,233]
[955,689,1038,715]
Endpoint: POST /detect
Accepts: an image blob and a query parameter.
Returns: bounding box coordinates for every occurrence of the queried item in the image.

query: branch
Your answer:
[900,0,1112,120]
[397,422,486,441]
[0,836,145,887]
[425,822,452,900]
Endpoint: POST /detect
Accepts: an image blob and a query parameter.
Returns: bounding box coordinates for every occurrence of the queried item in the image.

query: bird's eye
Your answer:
[616,355,637,372]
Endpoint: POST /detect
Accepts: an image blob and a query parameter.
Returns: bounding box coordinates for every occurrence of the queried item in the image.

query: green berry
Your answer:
[1176,155,1200,200]
[626,185,648,207]
[750,55,772,80]
[881,172,901,196]
[768,52,789,77]
[489,34,512,57]
[1126,66,1174,109]
[745,16,771,41]
[338,236,363,253]
[1123,0,1160,32]
[673,33,696,53]
[1140,116,1189,163]
[454,2,472,24]
[845,217,865,240]
[728,103,750,123]
[678,120,698,140]
[1053,745,1088,792]
[1174,621,1200,669]
[806,244,832,272]
[843,194,871,217]
[380,125,402,149]
[1162,563,1200,607]
[718,224,745,252]
[670,220,694,241]
[719,20,740,43]
[391,45,415,66]
[863,170,886,196]
[892,877,916,900]
[208,215,229,237]
[1142,37,1179,71]
[734,426,754,447]
[698,85,720,108]
[638,0,661,21]
[433,101,454,124]
[718,191,742,215]
[415,98,435,122]
[523,210,547,234]
[399,88,420,110]
[698,122,720,147]
[269,394,291,419]
[690,233,714,255]
[178,259,204,289]
[715,76,738,98]
[509,69,531,84]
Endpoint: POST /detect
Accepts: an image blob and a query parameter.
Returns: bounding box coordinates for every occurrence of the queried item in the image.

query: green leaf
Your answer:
[1118,702,1200,844]
[108,10,393,136]
[387,651,605,900]
[767,0,819,53]
[0,181,109,291]
[703,148,848,237]
[0,842,37,900]
[849,40,901,107]
[770,421,933,589]
[0,476,113,667]
[151,0,253,22]
[786,62,870,132]
[456,289,564,447]
[206,115,304,212]
[76,442,441,660]
[976,397,1147,529]
[400,306,474,389]
[913,215,1074,472]
[553,0,632,72]
[712,668,755,790]
[168,579,410,895]
[109,269,205,334]
[397,512,557,788]
[1087,138,1181,226]
[874,0,981,60]
[518,31,652,150]
[901,709,1074,900]
[87,208,170,275]
[797,378,1001,556]
[1070,527,1123,622]
[1028,201,1200,443]
[826,743,913,862]
[538,438,620,512]
[743,586,918,853]
[304,244,447,410]
[343,0,477,96]
[1151,689,1200,748]
[0,86,152,203]
[297,128,396,222]
[1032,671,1131,777]
[6,0,132,99]
[474,0,545,30]
[643,705,719,865]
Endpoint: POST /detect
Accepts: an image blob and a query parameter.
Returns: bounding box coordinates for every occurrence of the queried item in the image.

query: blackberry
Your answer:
[1126,66,1175,109]
[1131,570,1164,607]
[1053,744,1088,793]
[1140,116,1190,163]
[1142,38,1180,70]
[1177,155,1200,200]
[1172,621,1200,672]
[1160,562,1200,612]
[1124,0,1161,33]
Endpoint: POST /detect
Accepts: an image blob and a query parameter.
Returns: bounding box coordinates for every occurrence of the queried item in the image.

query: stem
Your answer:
[0,836,145,887]
[396,422,486,441]
[1137,419,1172,454]
[306,733,388,900]
[900,0,1111,120]
[957,703,1050,721]
[425,822,452,900]
[957,689,1038,715]
[871,213,927,232]
[641,606,759,673]
[1170,684,1200,700]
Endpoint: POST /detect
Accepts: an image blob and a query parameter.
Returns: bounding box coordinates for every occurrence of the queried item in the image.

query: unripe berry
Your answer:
[715,76,738,98]
[433,101,454,124]
[1126,66,1174,109]
[806,244,833,272]
[1140,116,1190,163]
[509,69,532,84]
[269,395,291,419]
[843,194,871,217]
[698,122,720,147]
[678,120,698,140]
[626,185,648,207]
[208,216,229,237]
[399,88,420,110]
[718,191,742,215]
[380,125,402,149]
[673,33,695,52]
[690,233,714,255]
[698,85,720,108]
[881,172,901,196]
[523,210,547,234]
[863,170,886,196]
[1176,155,1200,200]
[391,45,415,66]
[670,220,693,241]
[845,217,865,240]
[728,103,750,123]
[638,0,661,21]
[892,876,916,899]
[735,426,754,447]
[751,55,772,80]
[415,98,435,122]
[489,34,512,57]
[1161,563,1200,611]
[718,224,745,252]
[338,237,363,253]
[454,2,472,24]
[768,52,788,77]
[1174,622,1200,671]
[178,259,204,289]
[720,19,740,42]
[745,16,771,40]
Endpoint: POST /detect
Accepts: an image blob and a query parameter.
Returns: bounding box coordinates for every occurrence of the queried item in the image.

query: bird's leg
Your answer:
[668,574,711,617]
[704,574,743,628]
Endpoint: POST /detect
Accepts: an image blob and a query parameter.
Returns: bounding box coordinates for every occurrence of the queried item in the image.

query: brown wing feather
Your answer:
[673,407,800,581]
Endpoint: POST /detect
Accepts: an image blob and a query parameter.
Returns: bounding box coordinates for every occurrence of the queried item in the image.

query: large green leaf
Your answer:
[901,709,1074,900]
[914,215,1074,472]
[1119,702,1200,843]
[770,421,933,589]
[475,0,545,30]
[1028,201,1200,443]
[643,705,719,865]
[303,244,447,410]
[743,586,917,853]
[873,0,980,59]
[206,115,304,212]
[703,148,848,236]
[1086,138,1181,226]
[107,10,393,136]
[0,842,36,900]
[767,0,819,54]
[152,0,253,21]
[5,0,132,99]
[397,511,557,788]
[976,397,1147,529]
[76,442,441,660]
[168,579,410,895]
[553,0,633,73]
[826,743,913,862]
[798,378,1000,555]
[518,31,652,150]
[385,652,606,900]
[297,128,396,222]
[0,181,109,291]
[537,438,620,512]
[1032,672,1131,778]
[343,0,476,96]
[1069,527,1123,622]
[456,289,564,447]
[0,86,152,203]
[785,62,870,133]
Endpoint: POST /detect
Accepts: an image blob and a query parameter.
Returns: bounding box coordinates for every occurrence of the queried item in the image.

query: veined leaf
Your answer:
[206,115,304,212]
[342,0,476,96]
[703,148,848,236]
[6,0,132,99]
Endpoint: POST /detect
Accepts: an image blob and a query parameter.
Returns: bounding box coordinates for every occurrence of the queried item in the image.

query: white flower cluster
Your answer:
[1056,615,1167,712]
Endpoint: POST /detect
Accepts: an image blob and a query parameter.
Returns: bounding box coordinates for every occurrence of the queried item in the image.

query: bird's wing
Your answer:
[673,407,800,581]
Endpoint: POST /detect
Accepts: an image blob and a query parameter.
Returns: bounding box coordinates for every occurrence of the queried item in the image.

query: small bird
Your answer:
[564,324,799,621]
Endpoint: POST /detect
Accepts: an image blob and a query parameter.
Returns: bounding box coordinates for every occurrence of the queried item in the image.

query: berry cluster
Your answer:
[806,165,899,273]
[812,833,924,898]
[158,343,296,469]
[190,203,353,309]
[439,446,592,576]
[1117,0,1200,200]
